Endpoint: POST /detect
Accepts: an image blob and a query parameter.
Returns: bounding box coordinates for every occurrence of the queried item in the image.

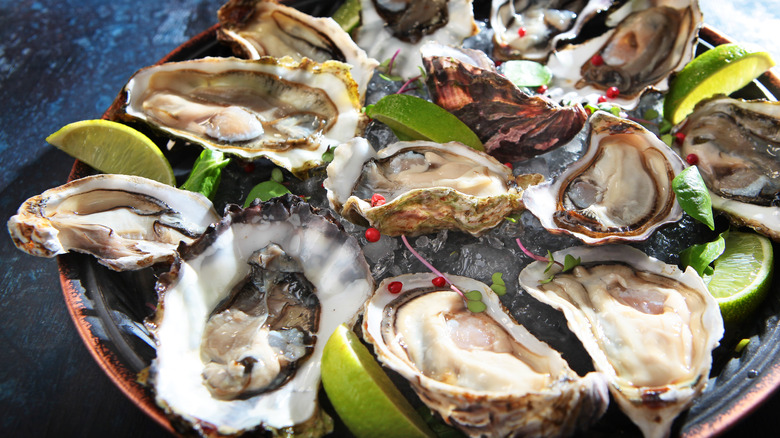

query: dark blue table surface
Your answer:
[1,0,778,436]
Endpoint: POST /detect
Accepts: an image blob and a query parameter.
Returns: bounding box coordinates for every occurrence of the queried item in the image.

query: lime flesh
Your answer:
[46,119,175,185]
[664,44,775,124]
[321,324,435,438]
[707,232,774,323]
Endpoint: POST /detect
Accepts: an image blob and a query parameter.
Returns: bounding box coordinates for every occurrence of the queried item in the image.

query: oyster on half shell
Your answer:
[148,195,373,437]
[546,0,702,108]
[674,95,780,241]
[217,0,379,101]
[519,245,724,438]
[523,111,685,244]
[490,0,614,62]
[7,174,219,271]
[113,56,366,178]
[354,0,480,78]
[363,273,610,437]
[324,137,543,236]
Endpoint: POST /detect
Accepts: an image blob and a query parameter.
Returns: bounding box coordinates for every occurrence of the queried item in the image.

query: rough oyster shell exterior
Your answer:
[324,137,542,236]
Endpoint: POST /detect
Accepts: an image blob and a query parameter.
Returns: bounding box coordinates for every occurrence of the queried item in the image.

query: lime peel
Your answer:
[321,324,435,438]
[366,94,484,151]
[707,231,774,323]
[46,119,175,186]
[664,43,776,124]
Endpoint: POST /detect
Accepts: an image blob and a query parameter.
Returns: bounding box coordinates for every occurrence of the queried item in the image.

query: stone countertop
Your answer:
[1,0,778,437]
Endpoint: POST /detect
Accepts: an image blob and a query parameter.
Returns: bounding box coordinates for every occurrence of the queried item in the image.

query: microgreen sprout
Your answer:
[396,75,422,94]
[321,146,335,163]
[400,235,486,312]
[515,238,581,284]
[490,272,506,296]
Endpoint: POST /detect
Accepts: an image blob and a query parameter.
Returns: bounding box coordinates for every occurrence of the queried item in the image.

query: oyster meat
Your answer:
[148,195,373,436]
[523,111,685,244]
[422,42,588,162]
[217,0,378,101]
[7,174,219,271]
[675,95,780,241]
[354,0,480,78]
[113,56,366,178]
[324,137,542,236]
[363,272,610,437]
[519,245,724,438]
[490,0,614,62]
[546,0,702,108]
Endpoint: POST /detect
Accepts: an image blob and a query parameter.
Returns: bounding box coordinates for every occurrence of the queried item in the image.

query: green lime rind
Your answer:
[321,325,435,438]
[664,43,775,124]
[367,94,484,151]
[46,119,175,186]
[332,0,361,32]
[708,232,774,323]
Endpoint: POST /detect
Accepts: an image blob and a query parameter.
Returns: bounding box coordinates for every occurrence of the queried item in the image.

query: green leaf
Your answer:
[491,284,507,296]
[490,272,507,296]
[562,254,581,273]
[464,290,483,301]
[658,118,673,135]
[735,338,750,353]
[321,147,336,163]
[466,300,487,313]
[661,133,674,146]
[643,108,660,120]
[504,213,522,223]
[673,166,715,230]
[179,149,230,200]
[540,276,554,285]
[244,181,291,207]
[680,230,727,276]
[502,60,552,87]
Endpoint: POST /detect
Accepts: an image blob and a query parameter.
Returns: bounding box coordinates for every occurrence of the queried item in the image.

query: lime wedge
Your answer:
[366,94,484,151]
[332,0,361,33]
[46,119,175,186]
[321,324,435,438]
[664,43,775,124]
[707,231,774,323]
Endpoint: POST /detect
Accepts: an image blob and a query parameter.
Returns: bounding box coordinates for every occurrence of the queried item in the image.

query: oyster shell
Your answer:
[523,111,685,244]
[324,137,542,236]
[421,43,588,162]
[675,95,780,241]
[217,0,379,101]
[354,0,480,78]
[7,174,219,271]
[546,0,702,108]
[363,272,610,437]
[148,195,373,436]
[114,56,366,178]
[518,245,724,438]
[490,0,614,62]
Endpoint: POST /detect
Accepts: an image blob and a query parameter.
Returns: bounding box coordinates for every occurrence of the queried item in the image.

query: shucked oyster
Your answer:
[148,195,373,436]
[217,0,378,101]
[519,245,724,438]
[422,43,588,163]
[524,111,685,244]
[7,174,218,271]
[354,0,480,78]
[363,273,610,437]
[490,0,614,62]
[674,95,780,241]
[113,56,366,178]
[546,0,702,108]
[324,137,542,236]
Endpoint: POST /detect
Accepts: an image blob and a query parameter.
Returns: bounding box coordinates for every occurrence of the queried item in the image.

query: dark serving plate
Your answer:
[56,1,780,436]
